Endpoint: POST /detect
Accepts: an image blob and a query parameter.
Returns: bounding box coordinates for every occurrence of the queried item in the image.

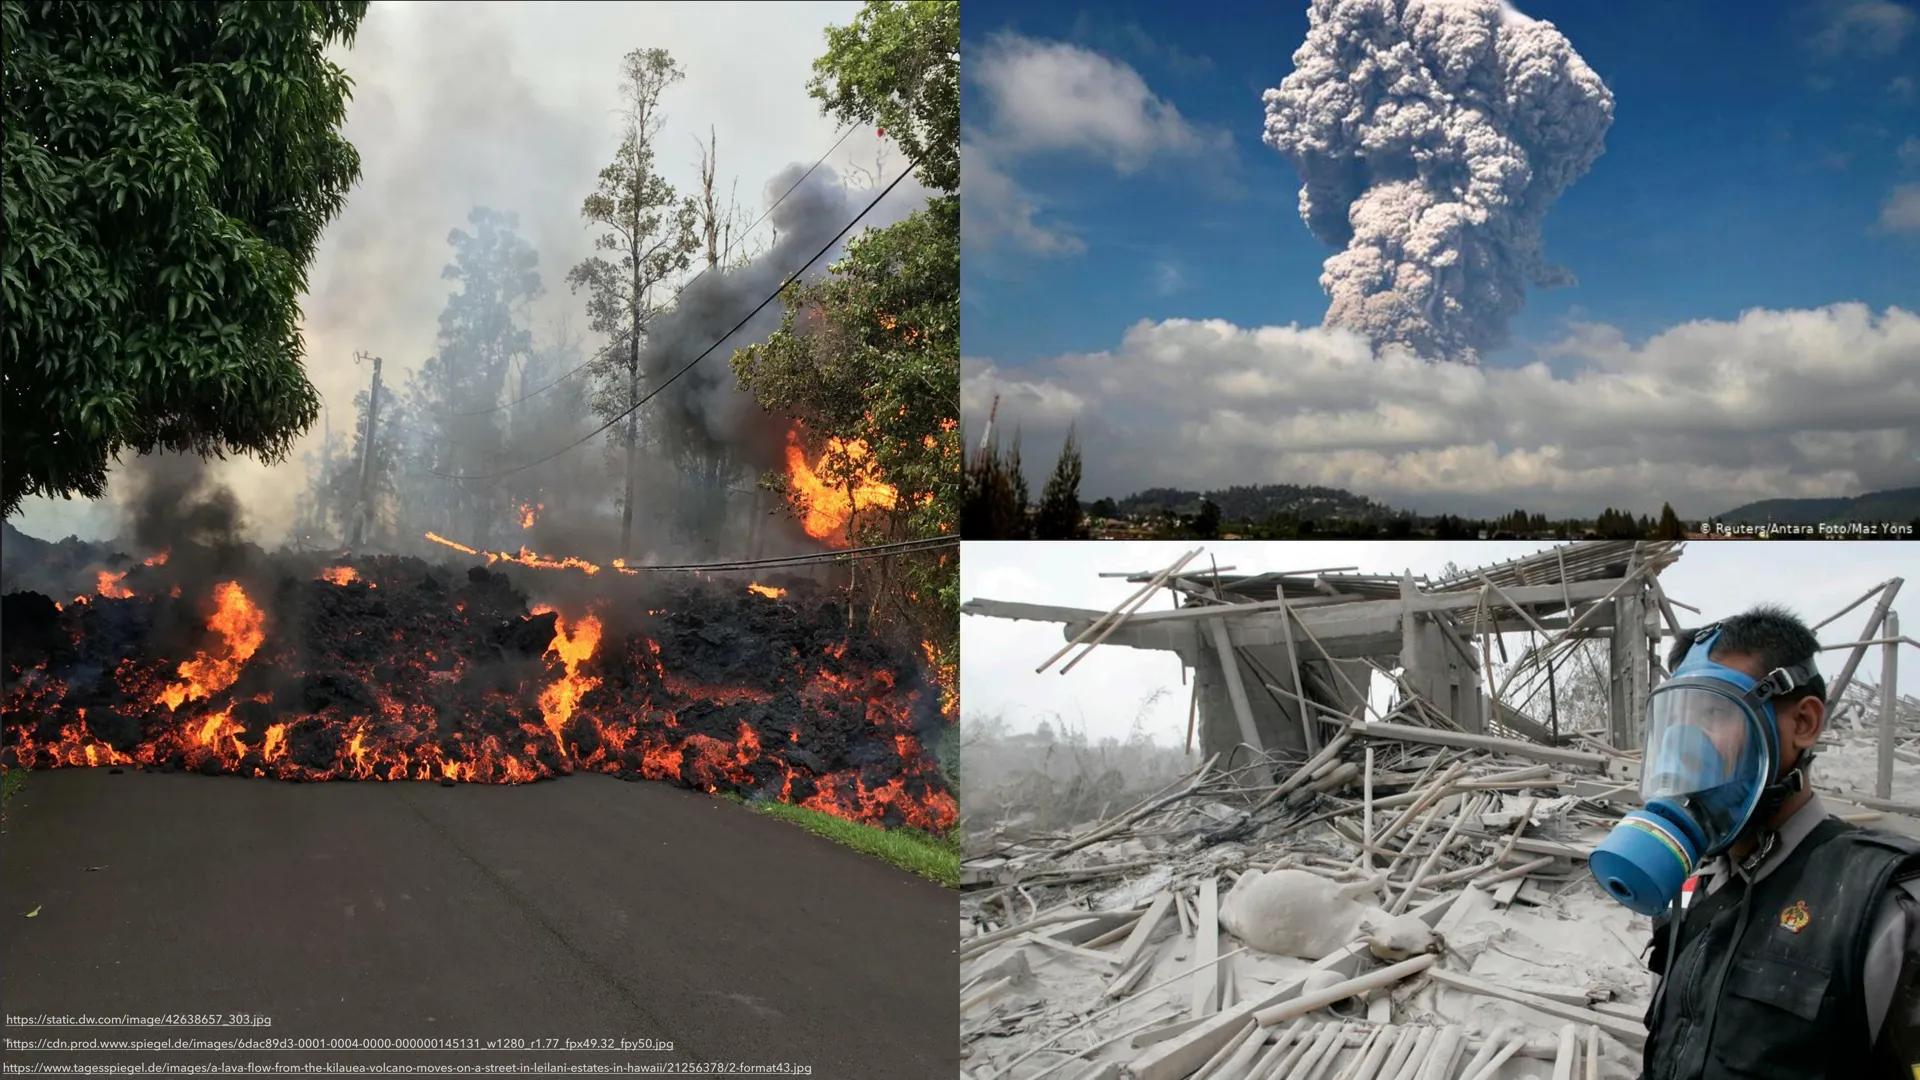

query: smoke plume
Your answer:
[1263,0,1614,362]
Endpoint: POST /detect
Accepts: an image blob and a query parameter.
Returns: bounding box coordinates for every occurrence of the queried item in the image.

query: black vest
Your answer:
[1641,816,1920,1079]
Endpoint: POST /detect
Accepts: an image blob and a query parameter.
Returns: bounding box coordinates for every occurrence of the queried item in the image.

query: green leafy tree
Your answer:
[733,0,959,661]
[1,0,367,516]
[1033,426,1085,539]
[568,47,699,558]
[807,0,959,195]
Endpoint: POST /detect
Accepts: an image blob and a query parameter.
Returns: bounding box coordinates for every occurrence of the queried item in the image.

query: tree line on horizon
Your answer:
[962,426,1695,541]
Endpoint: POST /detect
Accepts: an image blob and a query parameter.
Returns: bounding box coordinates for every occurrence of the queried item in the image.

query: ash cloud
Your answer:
[1263,0,1615,362]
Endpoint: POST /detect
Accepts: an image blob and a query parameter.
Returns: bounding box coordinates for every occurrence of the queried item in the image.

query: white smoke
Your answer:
[1263,0,1614,362]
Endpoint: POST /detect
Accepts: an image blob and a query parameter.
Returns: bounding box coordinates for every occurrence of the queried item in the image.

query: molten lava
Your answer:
[95,570,133,599]
[784,429,899,544]
[4,560,956,832]
[154,582,266,711]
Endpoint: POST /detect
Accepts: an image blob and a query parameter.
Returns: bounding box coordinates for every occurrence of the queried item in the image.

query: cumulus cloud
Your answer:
[962,304,1920,517]
[961,140,1084,256]
[1262,0,1614,362]
[972,33,1226,171]
[1880,182,1920,232]
[1813,0,1917,58]
[962,33,1229,255]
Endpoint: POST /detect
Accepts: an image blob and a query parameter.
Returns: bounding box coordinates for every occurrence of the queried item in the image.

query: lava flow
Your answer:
[2,557,955,832]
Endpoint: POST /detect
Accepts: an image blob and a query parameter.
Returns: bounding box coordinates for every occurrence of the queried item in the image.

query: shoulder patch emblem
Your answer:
[1779,899,1811,934]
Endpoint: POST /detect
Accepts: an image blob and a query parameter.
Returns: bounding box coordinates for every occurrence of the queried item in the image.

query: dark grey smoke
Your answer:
[642,164,856,467]
[119,453,248,560]
[1262,0,1614,362]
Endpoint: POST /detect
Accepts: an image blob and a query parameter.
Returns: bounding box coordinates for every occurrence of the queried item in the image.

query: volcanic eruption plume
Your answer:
[1262,0,1614,362]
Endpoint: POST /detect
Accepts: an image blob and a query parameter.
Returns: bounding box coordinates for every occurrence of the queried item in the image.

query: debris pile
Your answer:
[962,720,1662,1079]
[959,541,1913,1078]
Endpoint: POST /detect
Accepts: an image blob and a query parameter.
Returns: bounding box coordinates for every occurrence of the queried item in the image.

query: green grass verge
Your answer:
[1,768,24,826]
[724,794,960,887]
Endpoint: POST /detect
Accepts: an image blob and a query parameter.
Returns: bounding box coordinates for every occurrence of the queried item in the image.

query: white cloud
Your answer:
[1813,0,1917,58]
[970,33,1226,172]
[962,304,1920,517]
[960,140,1084,256]
[1879,182,1920,232]
[1152,261,1185,296]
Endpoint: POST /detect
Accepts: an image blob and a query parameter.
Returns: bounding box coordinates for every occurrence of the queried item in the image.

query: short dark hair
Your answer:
[1668,604,1826,703]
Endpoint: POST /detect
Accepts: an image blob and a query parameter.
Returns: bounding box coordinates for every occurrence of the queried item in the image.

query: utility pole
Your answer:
[349,351,383,548]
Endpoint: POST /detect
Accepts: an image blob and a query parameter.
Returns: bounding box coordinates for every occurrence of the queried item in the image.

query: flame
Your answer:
[95,569,133,599]
[143,550,170,567]
[747,583,786,600]
[319,566,360,586]
[518,502,543,529]
[535,611,603,756]
[154,582,265,711]
[424,531,480,556]
[784,429,898,544]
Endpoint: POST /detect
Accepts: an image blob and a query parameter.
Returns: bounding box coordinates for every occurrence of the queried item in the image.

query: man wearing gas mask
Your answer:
[1587,606,1919,1078]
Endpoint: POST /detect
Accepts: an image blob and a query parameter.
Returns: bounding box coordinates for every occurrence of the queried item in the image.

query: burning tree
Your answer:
[568,47,700,560]
[732,0,960,669]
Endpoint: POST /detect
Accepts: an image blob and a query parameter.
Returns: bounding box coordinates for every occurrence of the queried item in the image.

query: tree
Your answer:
[1033,426,1085,539]
[1089,497,1118,521]
[732,0,960,661]
[807,0,959,195]
[1,1,367,516]
[1653,501,1685,540]
[568,48,699,558]
[1194,498,1221,540]
[414,208,542,547]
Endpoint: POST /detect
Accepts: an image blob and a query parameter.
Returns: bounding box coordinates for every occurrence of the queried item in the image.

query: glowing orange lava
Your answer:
[95,569,133,599]
[319,566,360,586]
[747,583,787,599]
[784,430,898,544]
[155,582,265,711]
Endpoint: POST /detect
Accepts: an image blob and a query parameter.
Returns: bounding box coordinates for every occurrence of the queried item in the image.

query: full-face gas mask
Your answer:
[1588,627,1819,916]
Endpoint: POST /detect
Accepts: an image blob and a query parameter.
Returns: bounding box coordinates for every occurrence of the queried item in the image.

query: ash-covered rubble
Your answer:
[958,541,1914,1078]
[2,536,955,832]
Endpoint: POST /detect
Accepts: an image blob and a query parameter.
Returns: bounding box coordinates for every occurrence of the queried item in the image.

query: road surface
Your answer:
[0,769,956,1076]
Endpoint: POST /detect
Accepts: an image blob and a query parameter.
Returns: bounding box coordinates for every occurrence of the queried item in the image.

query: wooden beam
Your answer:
[1190,878,1220,1017]
[1346,719,1611,769]
[1207,616,1265,755]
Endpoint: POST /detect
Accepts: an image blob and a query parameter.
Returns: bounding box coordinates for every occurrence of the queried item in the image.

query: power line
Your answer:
[440,124,860,420]
[430,158,916,482]
[620,535,957,573]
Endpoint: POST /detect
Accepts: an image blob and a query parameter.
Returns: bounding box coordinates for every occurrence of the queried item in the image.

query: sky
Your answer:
[961,540,1920,745]
[11,0,918,545]
[960,0,1920,518]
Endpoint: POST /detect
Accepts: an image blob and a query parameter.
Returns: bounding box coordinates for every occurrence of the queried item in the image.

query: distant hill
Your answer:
[1716,487,1920,526]
[1109,483,1404,524]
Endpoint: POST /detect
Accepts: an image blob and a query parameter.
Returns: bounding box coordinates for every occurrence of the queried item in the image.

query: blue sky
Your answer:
[964,0,1919,366]
[960,1,1920,515]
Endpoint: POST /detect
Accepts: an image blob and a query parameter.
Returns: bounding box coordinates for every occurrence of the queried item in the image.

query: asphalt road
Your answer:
[0,769,956,1076]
